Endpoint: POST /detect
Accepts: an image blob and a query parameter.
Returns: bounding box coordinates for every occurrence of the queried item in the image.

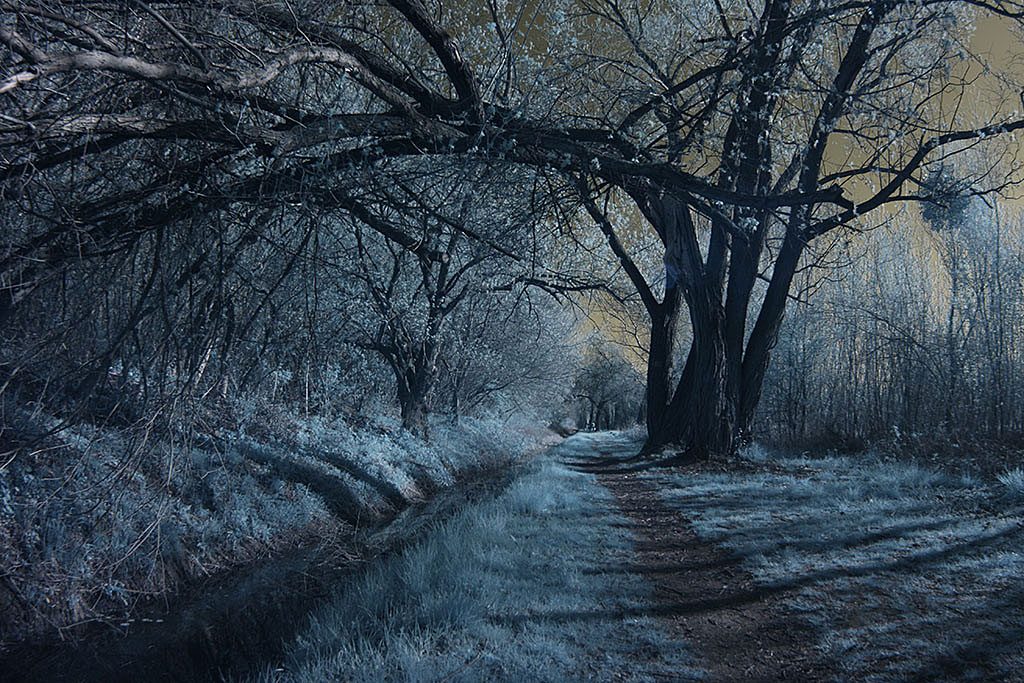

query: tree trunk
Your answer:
[679,296,734,456]
[639,203,801,459]
[645,284,682,438]
[738,229,805,438]
[639,194,735,459]
[645,287,735,458]
[397,367,431,438]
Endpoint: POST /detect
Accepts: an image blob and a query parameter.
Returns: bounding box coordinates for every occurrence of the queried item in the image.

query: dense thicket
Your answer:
[761,201,1024,448]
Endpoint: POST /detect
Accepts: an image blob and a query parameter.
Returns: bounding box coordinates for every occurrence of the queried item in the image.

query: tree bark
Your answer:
[397,366,431,438]
[653,289,734,458]
[645,284,682,438]
[640,195,736,458]
[738,228,805,437]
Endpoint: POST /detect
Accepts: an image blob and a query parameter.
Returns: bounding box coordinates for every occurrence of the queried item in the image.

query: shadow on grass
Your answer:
[694,513,955,557]
[307,448,410,509]
[906,583,1024,681]
[580,517,959,577]
[238,442,408,523]
[2,459,519,683]
[563,449,689,474]
[560,436,715,474]
[238,442,363,521]
[493,522,1024,631]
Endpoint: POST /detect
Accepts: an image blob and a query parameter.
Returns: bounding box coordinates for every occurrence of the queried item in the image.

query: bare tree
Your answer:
[343,162,538,434]
[4,0,1024,458]
[571,338,645,431]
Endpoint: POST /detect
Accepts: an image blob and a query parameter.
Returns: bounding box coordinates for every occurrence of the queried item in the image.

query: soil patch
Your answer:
[597,467,829,682]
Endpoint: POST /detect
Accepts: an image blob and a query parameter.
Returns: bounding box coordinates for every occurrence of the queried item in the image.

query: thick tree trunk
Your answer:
[639,195,736,459]
[640,252,798,459]
[667,296,735,458]
[639,204,791,459]
[644,343,735,458]
[644,283,736,459]
[646,222,746,459]
[397,367,432,438]
[400,395,429,436]
[643,337,695,452]
[645,284,681,438]
[722,235,761,446]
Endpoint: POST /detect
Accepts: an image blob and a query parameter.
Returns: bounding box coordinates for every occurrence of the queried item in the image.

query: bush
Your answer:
[997,468,1024,503]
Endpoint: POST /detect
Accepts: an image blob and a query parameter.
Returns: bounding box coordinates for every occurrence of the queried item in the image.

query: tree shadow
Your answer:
[304,447,411,509]
[714,516,957,557]
[492,522,1024,630]
[905,581,1024,681]
[236,442,372,523]
[2,454,516,683]
[564,451,686,474]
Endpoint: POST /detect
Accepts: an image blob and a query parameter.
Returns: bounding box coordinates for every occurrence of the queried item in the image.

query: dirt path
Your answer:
[596,466,828,682]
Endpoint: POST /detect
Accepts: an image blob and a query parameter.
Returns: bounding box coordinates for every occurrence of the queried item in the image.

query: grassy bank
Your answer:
[0,402,548,649]
[260,434,699,682]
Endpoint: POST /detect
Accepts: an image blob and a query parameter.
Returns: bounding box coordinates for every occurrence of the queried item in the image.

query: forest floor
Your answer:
[10,431,1024,681]
[576,432,1024,682]
[253,432,703,682]
[588,456,828,680]
[254,431,1024,681]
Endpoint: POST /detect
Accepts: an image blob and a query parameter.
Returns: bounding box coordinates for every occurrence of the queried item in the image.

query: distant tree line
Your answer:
[761,198,1024,448]
[570,338,645,431]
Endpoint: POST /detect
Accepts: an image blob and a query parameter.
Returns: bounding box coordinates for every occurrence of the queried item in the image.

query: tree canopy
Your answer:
[4,0,1024,455]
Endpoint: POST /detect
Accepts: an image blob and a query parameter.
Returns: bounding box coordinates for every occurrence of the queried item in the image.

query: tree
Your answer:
[342,161,541,434]
[4,0,1024,457]
[571,338,645,431]
[438,292,577,420]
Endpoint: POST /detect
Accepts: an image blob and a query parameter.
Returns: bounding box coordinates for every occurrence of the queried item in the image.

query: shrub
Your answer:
[997,468,1024,503]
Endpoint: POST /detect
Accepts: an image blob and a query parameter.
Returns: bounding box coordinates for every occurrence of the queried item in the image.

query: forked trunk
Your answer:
[645,294,737,459]
[637,192,803,461]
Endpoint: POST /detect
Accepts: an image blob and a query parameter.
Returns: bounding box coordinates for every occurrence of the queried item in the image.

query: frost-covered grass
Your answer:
[0,402,545,647]
[997,467,1024,503]
[277,412,547,507]
[258,439,700,683]
[654,447,1024,682]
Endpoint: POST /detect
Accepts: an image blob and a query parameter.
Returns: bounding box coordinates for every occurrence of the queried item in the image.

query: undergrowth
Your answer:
[997,467,1024,503]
